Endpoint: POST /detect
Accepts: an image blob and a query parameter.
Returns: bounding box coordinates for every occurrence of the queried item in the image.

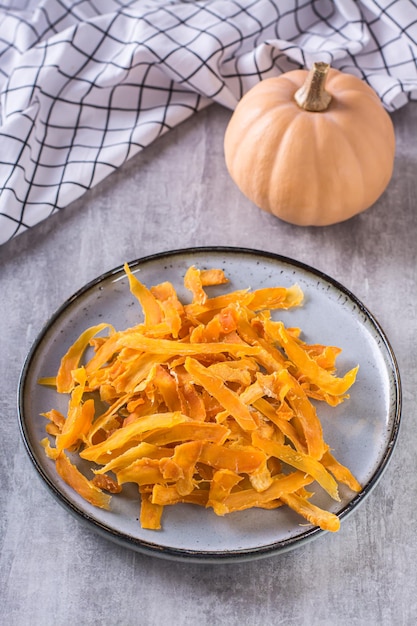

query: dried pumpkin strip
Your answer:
[151,280,184,305]
[248,369,324,458]
[41,408,65,430]
[55,368,94,452]
[91,473,122,494]
[151,365,182,411]
[265,319,359,397]
[124,263,162,327]
[38,376,57,387]
[252,432,340,501]
[151,484,209,507]
[184,266,230,306]
[207,469,243,515]
[219,471,314,514]
[55,452,111,510]
[84,332,121,380]
[80,411,190,463]
[162,440,203,495]
[303,343,342,371]
[321,449,362,493]
[184,265,209,305]
[184,357,257,431]
[198,442,266,473]
[248,372,285,404]
[238,377,268,405]
[252,395,292,423]
[56,398,95,453]
[233,310,287,372]
[189,306,239,342]
[95,442,173,475]
[143,422,230,447]
[116,333,261,358]
[199,268,229,287]
[54,323,113,393]
[41,437,60,460]
[154,303,183,339]
[116,458,165,486]
[253,399,307,453]
[45,423,60,436]
[280,492,340,532]
[249,460,274,492]
[274,369,326,460]
[113,353,172,394]
[172,368,207,421]
[179,381,207,421]
[190,320,221,343]
[94,441,170,474]
[122,440,265,482]
[85,391,134,442]
[140,492,164,530]
[150,281,184,338]
[184,290,252,318]
[304,387,348,407]
[209,357,258,380]
[246,284,304,311]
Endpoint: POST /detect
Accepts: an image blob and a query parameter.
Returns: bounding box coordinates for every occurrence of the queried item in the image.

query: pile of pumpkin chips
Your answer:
[40,263,361,532]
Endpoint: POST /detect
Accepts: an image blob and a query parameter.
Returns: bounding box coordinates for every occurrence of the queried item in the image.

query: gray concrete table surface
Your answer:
[0,101,416,626]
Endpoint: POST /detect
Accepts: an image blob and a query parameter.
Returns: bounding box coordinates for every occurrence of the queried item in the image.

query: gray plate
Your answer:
[18,247,401,563]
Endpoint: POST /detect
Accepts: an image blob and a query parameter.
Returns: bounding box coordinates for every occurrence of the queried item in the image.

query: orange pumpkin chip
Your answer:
[55,452,111,510]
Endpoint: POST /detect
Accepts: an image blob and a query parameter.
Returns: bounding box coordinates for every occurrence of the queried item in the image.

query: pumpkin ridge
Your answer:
[249,114,295,212]
[225,102,299,211]
[315,114,366,221]
[268,114,316,219]
[266,121,295,216]
[328,72,384,106]
[323,111,393,210]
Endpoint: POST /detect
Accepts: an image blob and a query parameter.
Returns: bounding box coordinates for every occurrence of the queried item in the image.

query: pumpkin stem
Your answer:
[294,62,332,112]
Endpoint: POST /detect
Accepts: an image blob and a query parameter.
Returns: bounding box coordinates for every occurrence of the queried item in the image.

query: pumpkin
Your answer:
[224,62,395,226]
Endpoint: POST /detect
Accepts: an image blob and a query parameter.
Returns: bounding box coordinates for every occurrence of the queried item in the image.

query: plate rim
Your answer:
[17,246,402,563]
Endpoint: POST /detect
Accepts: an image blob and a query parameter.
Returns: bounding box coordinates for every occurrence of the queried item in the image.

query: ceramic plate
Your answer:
[18,247,401,563]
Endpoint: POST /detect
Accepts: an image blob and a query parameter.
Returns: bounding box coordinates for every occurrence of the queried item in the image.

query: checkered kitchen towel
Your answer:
[1,0,416,245]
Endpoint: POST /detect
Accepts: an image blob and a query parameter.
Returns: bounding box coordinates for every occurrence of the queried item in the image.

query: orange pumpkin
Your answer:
[224,63,395,226]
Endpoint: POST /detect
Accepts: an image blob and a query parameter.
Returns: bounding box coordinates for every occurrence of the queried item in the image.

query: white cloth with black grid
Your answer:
[0,0,416,245]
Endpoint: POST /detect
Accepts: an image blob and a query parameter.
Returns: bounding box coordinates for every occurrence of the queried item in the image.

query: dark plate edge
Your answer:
[17,246,402,563]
